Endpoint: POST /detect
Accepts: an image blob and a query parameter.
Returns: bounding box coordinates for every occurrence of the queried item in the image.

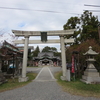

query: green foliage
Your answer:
[42,46,57,52]
[63,16,81,44]
[31,46,60,57]
[42,46,61,57]
[55,71,100,98]
[63,17,80,29]
[0,73,37,92]
[54,52,61,57]
[63,11,100,44]
[64,11,100,75]
[32,46,40,57]
[66,39,100,74]
[28,48,32,60]
[80,11,99,42]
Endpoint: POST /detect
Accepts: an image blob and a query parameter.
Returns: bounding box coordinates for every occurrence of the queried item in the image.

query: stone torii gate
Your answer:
[12,29,75,82]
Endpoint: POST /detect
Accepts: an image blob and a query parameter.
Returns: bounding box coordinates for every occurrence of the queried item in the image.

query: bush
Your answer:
[66,39,100,77]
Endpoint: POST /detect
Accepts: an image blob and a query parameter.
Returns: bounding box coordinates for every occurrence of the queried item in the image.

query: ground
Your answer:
[0,66,99,100]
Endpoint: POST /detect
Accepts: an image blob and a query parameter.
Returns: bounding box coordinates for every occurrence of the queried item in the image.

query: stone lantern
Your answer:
[81,46,100,84]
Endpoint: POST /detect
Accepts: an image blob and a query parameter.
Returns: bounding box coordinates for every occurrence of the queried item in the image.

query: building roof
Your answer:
[2,41,21,53]
[38,52,54,58]
[33,52,61,61]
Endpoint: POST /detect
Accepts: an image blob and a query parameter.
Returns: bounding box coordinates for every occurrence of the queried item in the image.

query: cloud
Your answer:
[0,0,100,51]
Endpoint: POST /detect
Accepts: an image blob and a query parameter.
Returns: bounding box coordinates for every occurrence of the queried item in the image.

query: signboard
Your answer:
[71,55,75,73]
[41,32,47,42]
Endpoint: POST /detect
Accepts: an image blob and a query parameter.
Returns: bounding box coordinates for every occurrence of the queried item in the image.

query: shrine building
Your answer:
[33,52,61,67]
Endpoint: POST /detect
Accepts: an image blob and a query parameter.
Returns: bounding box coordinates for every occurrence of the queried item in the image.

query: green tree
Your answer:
[42,46,57,52]
[63,16,81,44]
[63,17,80,30]
[32,46,40,57]
[42,46,50,52]
[63,11,100,44]
[49,47,57,52]
[42,46,61,57]
[66,39,100,77]
[80,11,100,42]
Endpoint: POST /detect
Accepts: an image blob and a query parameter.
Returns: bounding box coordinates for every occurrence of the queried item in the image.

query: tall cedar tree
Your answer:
[63,11,100,44]
[32,46,40,57]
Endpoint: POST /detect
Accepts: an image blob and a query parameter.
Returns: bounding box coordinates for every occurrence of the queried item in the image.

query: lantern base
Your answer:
[81,63,100,84]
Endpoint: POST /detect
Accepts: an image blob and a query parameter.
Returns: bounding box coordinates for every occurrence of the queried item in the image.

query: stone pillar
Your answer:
[60,36,67,80]
[66,69,70,81]
[19,35,29,82]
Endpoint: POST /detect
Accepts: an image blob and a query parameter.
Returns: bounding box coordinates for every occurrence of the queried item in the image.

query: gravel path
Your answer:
[0,67,99,100]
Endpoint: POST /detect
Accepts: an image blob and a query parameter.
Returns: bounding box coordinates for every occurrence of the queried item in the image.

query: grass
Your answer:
[55,71,100,98]
[0,73,37,92]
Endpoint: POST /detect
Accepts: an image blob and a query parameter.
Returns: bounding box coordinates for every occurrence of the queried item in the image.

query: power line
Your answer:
[84,4,100,7]
[0,6,63,13]
[0,6,81,15]
[84,4,100,12]
[84,10,100,12]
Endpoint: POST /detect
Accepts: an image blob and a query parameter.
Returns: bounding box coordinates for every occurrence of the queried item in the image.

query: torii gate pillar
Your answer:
[60,36,67,80]
[19,35,29,82]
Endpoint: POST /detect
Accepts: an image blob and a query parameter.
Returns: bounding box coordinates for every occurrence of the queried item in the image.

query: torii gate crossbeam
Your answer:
[12,29,75,82]
[12,29,75,36]
[14,39,74,44]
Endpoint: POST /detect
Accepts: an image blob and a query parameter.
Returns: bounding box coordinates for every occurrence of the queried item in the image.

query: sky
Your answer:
[0,0,100,52]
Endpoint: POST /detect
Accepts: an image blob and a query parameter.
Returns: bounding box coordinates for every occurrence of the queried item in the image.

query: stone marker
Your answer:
[81,46,100,84]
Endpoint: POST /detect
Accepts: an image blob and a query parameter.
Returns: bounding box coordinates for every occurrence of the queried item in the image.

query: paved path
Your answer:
[34,67,56,82]
[0,67,99,100]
